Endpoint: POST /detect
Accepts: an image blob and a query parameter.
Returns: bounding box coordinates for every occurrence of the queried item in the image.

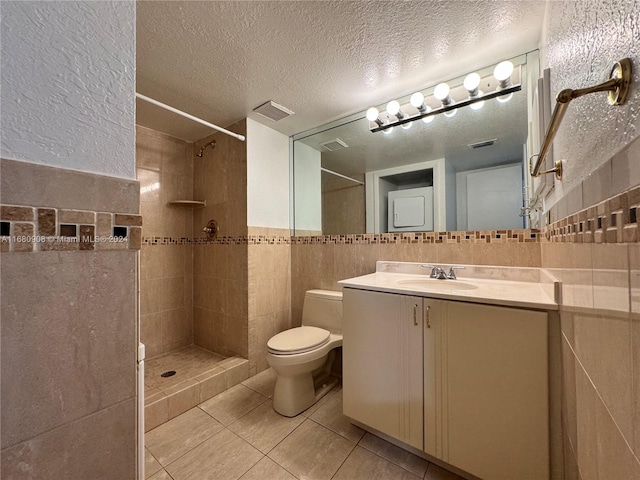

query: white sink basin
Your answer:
[395,278,479,291]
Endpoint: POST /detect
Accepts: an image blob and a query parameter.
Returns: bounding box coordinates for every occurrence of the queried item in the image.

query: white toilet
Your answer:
[266,289,342,417]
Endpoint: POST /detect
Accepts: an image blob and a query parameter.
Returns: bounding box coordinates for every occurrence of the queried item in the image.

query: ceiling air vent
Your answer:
[468,138,497,149]
[320,138,349,152]
[253,101,294,121]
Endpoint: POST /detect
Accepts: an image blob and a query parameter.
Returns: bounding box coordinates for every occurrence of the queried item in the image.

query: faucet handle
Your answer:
[421,264,441,278]
[446,266,465,280]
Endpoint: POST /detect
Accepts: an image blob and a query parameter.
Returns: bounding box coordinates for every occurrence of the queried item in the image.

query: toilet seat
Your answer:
[267,326,330,355]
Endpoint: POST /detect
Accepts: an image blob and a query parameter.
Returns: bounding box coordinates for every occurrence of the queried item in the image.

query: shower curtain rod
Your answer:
[321,167,364,185]
[135,93,246,142]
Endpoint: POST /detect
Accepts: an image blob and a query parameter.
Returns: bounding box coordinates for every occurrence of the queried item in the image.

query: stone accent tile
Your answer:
[96,213,112,237]
[40,239,79,251]
[59,209,95,224]
[79,225,95,251]
[115,213,143,226]
[37,208,56,236]
[1,399,135,479]
[129,226,142,250]
[1,205,34,221]
[13,222,34,252]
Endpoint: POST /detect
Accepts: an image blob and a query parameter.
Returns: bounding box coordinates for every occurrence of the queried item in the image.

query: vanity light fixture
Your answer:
[365,58,522,133]
[434,83,457,117]
[386,100,406,120]
[464,73,485,110]
[366,107,384,126]
[494,61,514,89]
[410,92,428,113]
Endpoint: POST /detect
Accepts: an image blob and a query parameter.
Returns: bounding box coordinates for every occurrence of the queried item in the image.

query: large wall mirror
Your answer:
[292,52,540,236]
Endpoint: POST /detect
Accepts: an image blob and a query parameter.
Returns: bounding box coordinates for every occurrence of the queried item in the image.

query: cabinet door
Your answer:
[444,302,549,480]
[343,288,423,449]
[423,298,445,459]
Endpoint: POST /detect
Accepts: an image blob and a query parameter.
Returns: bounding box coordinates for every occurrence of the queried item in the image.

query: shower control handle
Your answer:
[202,219,219,240]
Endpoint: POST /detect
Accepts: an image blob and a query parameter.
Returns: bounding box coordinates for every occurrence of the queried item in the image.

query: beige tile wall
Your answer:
[321,172,365,234]
[290,241,542,322]
[137,126,195,358]
[193,120,248,237]
[193,120,249,358]
[248,227,292,375]
[0,160,138,477]
[541,137,640,478]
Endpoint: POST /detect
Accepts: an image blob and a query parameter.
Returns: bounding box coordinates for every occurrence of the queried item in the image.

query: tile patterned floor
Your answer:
[145,368,466,480]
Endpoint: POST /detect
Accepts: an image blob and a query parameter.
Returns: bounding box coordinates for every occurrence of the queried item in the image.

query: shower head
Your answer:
[196,140,216,157]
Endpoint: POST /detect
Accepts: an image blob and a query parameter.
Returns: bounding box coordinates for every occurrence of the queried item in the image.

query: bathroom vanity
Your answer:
[339,262,559,480]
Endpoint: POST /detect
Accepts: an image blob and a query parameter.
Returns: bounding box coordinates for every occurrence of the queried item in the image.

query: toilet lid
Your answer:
[267,326,330,355]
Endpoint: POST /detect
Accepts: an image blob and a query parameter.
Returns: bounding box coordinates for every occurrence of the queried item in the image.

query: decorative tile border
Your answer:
[291,230,540,245]
[542,184,640,244]
[142,235,293,246]
[141,229,540,246]
[0,204,142,252]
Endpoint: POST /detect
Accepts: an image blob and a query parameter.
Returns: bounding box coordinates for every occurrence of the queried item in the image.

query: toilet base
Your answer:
[272,372,339,417]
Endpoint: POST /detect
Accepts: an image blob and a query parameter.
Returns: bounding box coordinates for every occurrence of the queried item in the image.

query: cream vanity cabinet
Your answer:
[343,287,549,480]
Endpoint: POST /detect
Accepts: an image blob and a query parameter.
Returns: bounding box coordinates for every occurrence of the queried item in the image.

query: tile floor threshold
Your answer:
[144,345,249,432]
[145,368,465,480]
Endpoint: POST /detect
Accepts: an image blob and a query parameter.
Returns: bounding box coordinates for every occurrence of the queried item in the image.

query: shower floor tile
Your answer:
[145,345,226,392]
[144,344,249,431]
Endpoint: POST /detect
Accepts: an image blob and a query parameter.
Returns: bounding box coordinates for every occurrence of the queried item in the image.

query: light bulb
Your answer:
[410,92,425,109]
[382,126,394,135]
[496,92,513,103]
[463,73,481,94]
[493,61,514,81]
[421,105,434,123]
[401,122,412,130]
[386,100,400,116]
[433,83,450,101]
[443,109,457,118]
[366,107,379,122]
[470,99,485,110]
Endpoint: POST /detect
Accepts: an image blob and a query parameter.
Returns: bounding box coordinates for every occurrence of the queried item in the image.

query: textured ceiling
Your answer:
[136,0,547,141]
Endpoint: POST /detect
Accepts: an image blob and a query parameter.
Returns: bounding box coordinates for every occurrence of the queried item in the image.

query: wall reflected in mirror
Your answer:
[293,52,538,236]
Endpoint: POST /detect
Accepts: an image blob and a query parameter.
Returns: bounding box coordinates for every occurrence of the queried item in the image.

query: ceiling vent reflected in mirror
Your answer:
[253,100,294,121]
[468,138,497,149]
[320,138,349,152]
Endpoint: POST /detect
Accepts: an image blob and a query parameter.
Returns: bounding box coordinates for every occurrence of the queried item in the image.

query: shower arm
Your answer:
[529,58,632,180]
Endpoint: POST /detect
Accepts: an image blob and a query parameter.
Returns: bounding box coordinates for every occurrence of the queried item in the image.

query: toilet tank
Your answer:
[302,289,342,334]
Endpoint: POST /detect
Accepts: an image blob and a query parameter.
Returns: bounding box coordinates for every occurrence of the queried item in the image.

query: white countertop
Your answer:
[338,268,559,310]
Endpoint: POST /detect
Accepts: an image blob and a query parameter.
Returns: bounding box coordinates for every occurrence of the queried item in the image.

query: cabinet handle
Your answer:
[425,305,431,328]
[413,304,418,326]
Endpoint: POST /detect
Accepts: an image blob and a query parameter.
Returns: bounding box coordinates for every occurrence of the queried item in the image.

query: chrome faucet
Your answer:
[422,265,465,280]
[422,265,447,279]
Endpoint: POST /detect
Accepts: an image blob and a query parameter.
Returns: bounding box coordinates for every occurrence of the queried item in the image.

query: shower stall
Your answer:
[136,120,250,431]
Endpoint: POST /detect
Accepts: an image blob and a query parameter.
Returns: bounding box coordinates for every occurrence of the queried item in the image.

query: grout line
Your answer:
[356,435,429,478]
[155,425,227,472]
[561,332,640,465]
